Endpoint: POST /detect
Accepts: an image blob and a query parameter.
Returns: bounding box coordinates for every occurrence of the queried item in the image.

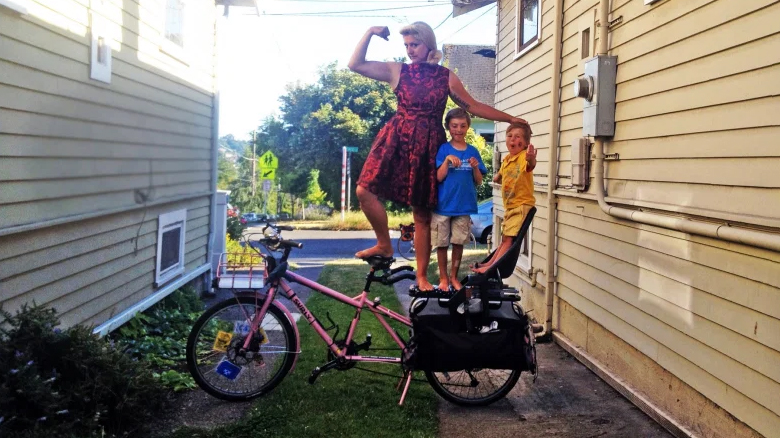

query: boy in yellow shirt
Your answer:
[473,122,536,274]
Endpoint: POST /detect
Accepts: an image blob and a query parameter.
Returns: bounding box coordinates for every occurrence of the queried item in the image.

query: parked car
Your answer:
[242,213,258,223]
[278,212,291,221]
[470,199,493,244]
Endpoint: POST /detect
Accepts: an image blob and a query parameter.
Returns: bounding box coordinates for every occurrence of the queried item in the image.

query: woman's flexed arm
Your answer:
[349,26,402,87]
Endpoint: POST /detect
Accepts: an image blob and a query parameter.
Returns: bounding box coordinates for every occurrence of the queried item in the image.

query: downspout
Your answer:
[591,2,780,253]
[206,8,222,290]
[540,0,564,337]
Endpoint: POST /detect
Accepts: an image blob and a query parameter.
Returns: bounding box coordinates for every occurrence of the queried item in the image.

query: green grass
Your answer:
[167,259,438,438]
[288,211,415,231]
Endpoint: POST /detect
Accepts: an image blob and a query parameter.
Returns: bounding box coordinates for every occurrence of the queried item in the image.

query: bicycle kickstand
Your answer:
[397,371,414,406]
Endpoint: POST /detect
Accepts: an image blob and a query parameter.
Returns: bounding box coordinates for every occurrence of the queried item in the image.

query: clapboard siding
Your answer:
[0,0,216,329]
[494,0,780,435]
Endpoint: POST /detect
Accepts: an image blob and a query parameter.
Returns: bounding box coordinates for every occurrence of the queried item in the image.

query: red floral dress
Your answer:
[357,63,450,209]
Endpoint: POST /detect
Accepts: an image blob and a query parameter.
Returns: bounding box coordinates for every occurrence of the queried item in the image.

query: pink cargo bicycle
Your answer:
[186,223,535,406]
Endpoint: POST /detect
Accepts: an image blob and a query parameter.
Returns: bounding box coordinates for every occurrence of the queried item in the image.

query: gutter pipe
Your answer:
[540,0,564,337]
[591,0,780,253]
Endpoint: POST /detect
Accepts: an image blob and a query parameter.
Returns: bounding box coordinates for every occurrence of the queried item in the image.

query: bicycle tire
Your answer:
[186,296,296,401]
[425,368,521,406]
[397,237,415,261]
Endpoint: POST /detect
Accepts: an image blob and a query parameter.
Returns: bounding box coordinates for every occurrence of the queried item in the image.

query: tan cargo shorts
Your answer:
[431,213,471,248]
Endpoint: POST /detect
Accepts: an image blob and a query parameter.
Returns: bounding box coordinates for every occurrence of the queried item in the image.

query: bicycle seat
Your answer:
[361,255,395,270]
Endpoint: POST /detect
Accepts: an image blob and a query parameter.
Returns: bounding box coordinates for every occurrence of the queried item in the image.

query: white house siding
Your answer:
[495,0,780,436]
[0,0,216,328]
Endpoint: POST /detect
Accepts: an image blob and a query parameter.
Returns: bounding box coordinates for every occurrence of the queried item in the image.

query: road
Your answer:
[243,227,400,265]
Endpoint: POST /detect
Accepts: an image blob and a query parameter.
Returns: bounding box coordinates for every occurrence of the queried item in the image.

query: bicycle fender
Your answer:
[234,292,301,373]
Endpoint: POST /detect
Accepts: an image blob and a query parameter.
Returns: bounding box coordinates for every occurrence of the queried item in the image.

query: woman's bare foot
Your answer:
[450,276,463,290]
[416,276,435,292]
[437,280,450,291]
[355,244,393,259]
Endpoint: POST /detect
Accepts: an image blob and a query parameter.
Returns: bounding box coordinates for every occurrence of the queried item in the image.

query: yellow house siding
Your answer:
[489,0,780,435]
[0,0,216,328]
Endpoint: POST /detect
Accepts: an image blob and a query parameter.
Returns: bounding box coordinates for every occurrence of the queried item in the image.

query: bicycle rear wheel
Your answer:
[186,296,296,401]
[425,368,521,406]
[397,237,415,261]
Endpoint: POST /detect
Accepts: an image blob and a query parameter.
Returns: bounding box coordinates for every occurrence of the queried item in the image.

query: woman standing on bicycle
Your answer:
[348,22,530,291]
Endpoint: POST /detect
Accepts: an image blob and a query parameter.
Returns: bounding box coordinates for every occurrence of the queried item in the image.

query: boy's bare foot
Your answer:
[472,265,490,274]
[437,280,450,291]
[416,277,435,292]
[450,276,463,290]
[355,244,393,259]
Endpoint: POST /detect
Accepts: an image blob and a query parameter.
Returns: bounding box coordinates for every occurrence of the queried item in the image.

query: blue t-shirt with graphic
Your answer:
[435,142,487,216]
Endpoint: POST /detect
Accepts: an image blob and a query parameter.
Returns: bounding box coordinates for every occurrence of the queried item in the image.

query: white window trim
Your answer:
[155,209,187,287]
[159,0,190,65]
[514,0,543,60]
[0,0,28,14]
[517,221,533,272]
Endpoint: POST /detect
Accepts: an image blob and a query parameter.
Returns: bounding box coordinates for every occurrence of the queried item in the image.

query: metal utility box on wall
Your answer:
[571,137,591,191]
[573,55,617,137]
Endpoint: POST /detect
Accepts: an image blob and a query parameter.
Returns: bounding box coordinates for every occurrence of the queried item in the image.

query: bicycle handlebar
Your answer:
[383,271,416,285]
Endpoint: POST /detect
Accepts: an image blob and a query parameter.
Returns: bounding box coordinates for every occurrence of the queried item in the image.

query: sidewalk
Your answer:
[393,278,672,438]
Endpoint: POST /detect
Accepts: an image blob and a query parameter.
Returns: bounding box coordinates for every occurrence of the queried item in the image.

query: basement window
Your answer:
[515,0,542,59]
[156,209,187,286]
[517,222,532,272]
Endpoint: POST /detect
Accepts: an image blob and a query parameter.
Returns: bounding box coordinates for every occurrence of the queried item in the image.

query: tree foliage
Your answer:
[217,155,237,190]
[305,169,328,206]
[253,63,397,208]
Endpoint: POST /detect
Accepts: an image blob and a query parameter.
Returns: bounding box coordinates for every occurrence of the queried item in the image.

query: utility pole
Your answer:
[250,131,257,197]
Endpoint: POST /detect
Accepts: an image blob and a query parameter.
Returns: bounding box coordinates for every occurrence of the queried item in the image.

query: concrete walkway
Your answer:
[392,278,673,438]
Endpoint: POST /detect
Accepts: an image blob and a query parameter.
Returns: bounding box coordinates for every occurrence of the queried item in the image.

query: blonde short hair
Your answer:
[507,123,531,143]
[399,21,443,64]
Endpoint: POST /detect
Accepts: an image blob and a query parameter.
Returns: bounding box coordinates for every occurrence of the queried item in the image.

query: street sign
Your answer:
[259,151,278,170]
[345,146,359,153]
[260,168,276,180]
[262,179,272,193]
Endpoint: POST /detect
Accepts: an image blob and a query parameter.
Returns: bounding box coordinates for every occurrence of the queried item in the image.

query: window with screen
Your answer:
[516,0,541,57]
[156,209,187,286]
[165,0,185,47]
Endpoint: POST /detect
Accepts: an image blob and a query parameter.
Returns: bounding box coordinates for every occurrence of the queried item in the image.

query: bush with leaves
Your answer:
[111,288,203,393]
[226,216,245,241]
[0,304,168,437]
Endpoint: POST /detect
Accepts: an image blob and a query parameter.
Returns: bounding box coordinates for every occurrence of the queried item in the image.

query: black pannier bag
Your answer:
[408,296,534,372]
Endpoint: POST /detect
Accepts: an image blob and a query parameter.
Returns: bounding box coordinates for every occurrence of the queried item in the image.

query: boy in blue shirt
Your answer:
[431,108,487,291]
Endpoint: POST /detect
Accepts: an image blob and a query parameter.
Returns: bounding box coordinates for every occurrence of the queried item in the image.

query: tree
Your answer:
[305,169,328,206]
[253,63,397,208]
[218,134,248,153]
[217,155,237,190]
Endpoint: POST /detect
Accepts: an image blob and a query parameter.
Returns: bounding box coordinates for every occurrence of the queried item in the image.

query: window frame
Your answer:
[89,2,112,84]
[514,0,542,59]
[155,209,187,287]
[159,0,190,64]
[516,221,533,272]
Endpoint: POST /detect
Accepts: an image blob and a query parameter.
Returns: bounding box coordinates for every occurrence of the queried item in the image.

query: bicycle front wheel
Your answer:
[425,368,521,406]
[186,296,296,401]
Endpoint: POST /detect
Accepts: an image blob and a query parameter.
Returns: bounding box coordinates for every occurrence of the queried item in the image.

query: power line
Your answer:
[258,3,447,15]
[440,4,496,42]
[433,11,452,30]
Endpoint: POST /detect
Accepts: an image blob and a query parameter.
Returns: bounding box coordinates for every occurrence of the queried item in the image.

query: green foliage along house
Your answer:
[0,0,228,332]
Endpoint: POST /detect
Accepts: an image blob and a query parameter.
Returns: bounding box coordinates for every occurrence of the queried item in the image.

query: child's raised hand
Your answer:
[446,155,462,167]
[468,157,479,168]
[526,144,537,161]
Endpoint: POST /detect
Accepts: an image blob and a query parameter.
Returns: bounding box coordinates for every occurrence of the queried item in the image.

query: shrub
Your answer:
[226,216,245,241]
[112,287,202,393]
[0,304,168,437]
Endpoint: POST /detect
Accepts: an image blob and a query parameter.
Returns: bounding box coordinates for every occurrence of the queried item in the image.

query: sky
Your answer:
[216,0,499,140]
